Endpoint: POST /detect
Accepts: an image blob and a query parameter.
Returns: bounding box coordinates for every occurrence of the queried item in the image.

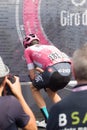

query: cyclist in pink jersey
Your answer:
[23,34,72,128]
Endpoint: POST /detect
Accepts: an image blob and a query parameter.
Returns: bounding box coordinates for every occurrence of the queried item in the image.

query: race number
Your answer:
[48,52,61,61]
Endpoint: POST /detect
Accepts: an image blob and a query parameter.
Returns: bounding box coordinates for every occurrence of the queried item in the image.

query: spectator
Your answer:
[47,43,87,130]
[0,56,37,130]
[23,34,71,128]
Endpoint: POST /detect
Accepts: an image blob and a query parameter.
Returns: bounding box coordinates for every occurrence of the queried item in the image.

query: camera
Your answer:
[2,75,15,96]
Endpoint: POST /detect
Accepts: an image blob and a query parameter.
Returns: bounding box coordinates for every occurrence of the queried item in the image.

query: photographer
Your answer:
[0,56,37,130]
[47,43,87,130]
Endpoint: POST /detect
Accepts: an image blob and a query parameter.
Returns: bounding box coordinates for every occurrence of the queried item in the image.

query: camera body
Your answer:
[6,75,15,95]
[2,75,15,96]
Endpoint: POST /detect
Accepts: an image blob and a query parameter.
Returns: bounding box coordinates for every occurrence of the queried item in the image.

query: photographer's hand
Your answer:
[6,76,23,99]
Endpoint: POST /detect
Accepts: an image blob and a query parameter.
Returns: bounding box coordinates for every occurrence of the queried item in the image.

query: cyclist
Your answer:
[23,34,72,128]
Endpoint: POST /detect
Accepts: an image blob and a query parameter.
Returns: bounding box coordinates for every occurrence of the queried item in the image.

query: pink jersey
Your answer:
[24,44,71,70]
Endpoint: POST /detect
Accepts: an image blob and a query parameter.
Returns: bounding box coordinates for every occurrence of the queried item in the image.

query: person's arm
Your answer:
[35,67,44,73]
[6,76,37,130]
[17,94,37,130]
[28,69,36,80]
[28,67,44,81]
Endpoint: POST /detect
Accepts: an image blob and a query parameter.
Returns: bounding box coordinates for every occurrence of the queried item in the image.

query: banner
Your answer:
[0,0,87,81]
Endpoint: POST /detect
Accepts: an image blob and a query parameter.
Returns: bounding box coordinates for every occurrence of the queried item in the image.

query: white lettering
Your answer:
[82,10,87,25]
[35,75,43,82]
[60,10,87,26]
[59,113,67,126]
[58,68,70,73]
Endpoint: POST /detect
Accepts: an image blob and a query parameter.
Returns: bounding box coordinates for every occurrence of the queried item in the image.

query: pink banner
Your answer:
[23,0,51,45]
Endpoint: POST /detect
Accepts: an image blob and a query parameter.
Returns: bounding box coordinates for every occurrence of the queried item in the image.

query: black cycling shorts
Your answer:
[32,62,71,92]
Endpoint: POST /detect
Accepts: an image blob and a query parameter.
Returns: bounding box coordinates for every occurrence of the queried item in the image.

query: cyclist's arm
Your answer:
[35,67,44,73]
